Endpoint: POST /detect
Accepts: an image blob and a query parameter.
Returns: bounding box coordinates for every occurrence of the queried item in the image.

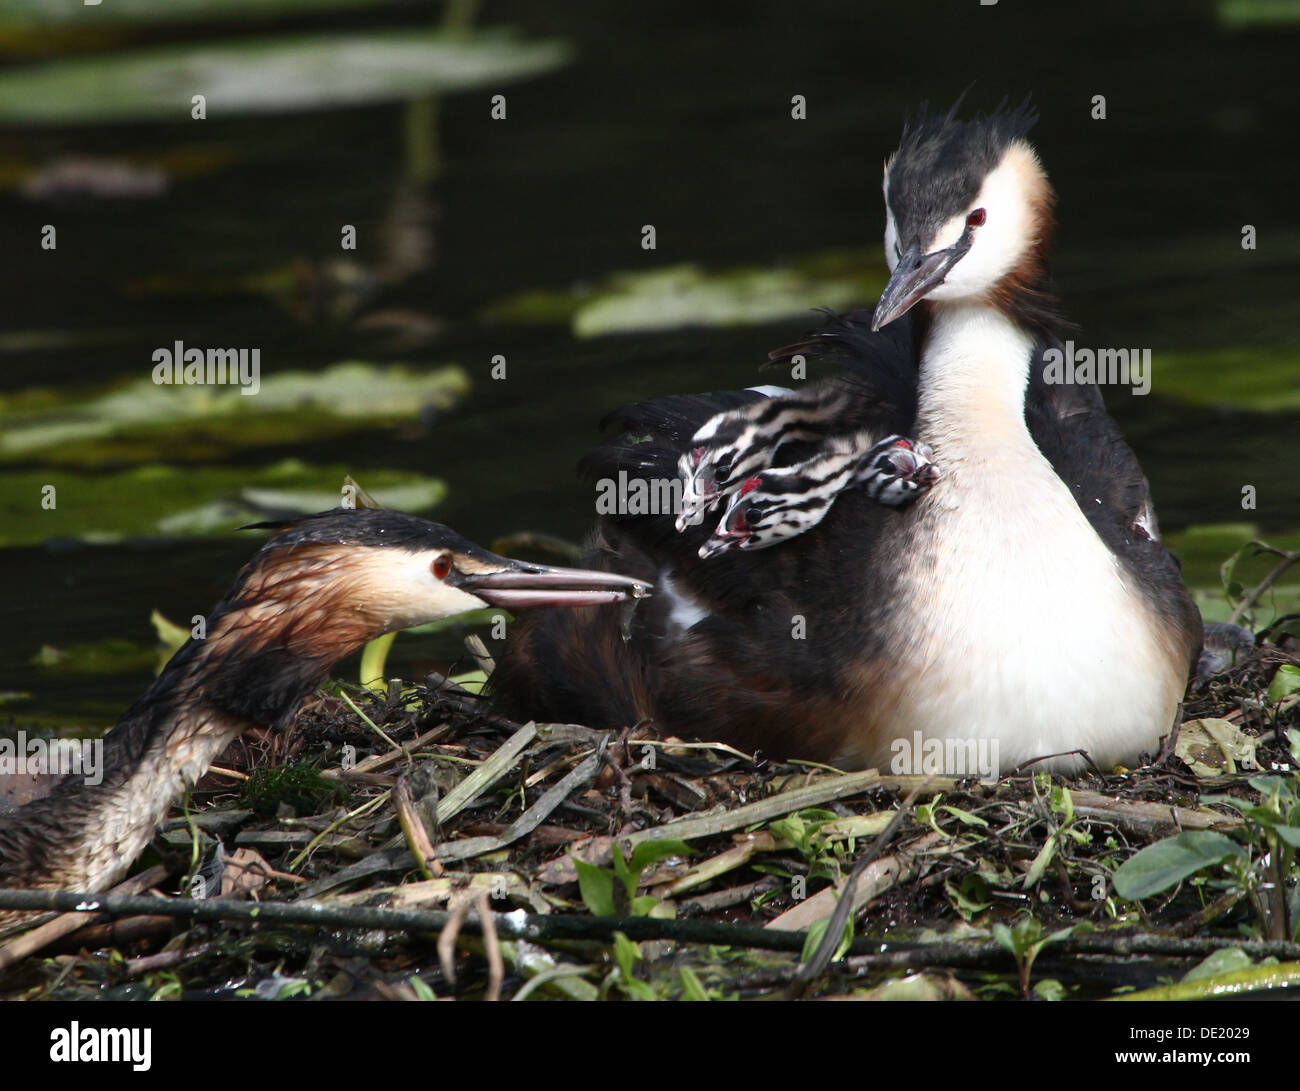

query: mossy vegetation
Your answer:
[240,763,352,818]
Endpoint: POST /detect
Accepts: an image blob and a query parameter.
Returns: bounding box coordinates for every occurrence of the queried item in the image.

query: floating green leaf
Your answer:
[1156,344,1300,411]
[0,361,469,463]
[0,461,446,546]
[485,251,887,338]
[31,638,156,676]
[1218,0,1300,29]
[0,29,571,124]
[574,265,878,338]
[1,0,393,28]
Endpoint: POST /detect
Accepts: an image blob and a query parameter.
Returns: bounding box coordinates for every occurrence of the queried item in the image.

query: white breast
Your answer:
[877,447,1178,774]
[854,305,1183,774]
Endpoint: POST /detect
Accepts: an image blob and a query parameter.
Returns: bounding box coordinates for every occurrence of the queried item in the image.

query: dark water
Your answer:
[1,0,1297,729]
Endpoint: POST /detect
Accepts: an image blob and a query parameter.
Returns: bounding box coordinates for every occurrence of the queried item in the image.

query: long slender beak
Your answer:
[871,239,969,331]
[462,560,652,611]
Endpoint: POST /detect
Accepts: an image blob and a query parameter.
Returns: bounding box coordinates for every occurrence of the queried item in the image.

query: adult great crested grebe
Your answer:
[494,103,1203,775]
[0,509,649,897]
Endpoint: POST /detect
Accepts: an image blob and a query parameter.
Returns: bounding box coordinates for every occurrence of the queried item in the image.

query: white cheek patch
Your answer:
[884,208,901,272]
[929,211,968,253]
[355,549,487,629]
[882,161,900,273]
[926,142,1044,301]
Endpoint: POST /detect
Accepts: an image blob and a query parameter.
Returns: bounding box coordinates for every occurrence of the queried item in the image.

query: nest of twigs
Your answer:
[2,628,1298,1001]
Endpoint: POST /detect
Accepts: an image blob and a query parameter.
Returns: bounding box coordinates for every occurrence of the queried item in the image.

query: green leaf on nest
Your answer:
[1112,831,1246,900]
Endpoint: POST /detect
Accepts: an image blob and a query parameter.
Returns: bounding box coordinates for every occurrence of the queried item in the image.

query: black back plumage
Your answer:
[1023,348,1197,634]
[493,304,1195,735]
[589,305,1168,557]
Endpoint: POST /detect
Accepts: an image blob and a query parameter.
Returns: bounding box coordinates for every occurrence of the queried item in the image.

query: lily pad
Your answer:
[0,461,446,546]
[1,0,391,28]
[1155,344,1300,411]
[1218,0,1300,28]
[0,361,469,463]
[485,251,887,338]
[32,638,157,676]
[0,28,572,125]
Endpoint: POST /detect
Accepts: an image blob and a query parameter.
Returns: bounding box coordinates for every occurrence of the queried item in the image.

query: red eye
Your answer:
[432,554,452,580]
[966,208,986,227]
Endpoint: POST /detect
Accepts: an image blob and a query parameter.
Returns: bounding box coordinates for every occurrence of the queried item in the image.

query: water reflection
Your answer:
[1,1,1296,727]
